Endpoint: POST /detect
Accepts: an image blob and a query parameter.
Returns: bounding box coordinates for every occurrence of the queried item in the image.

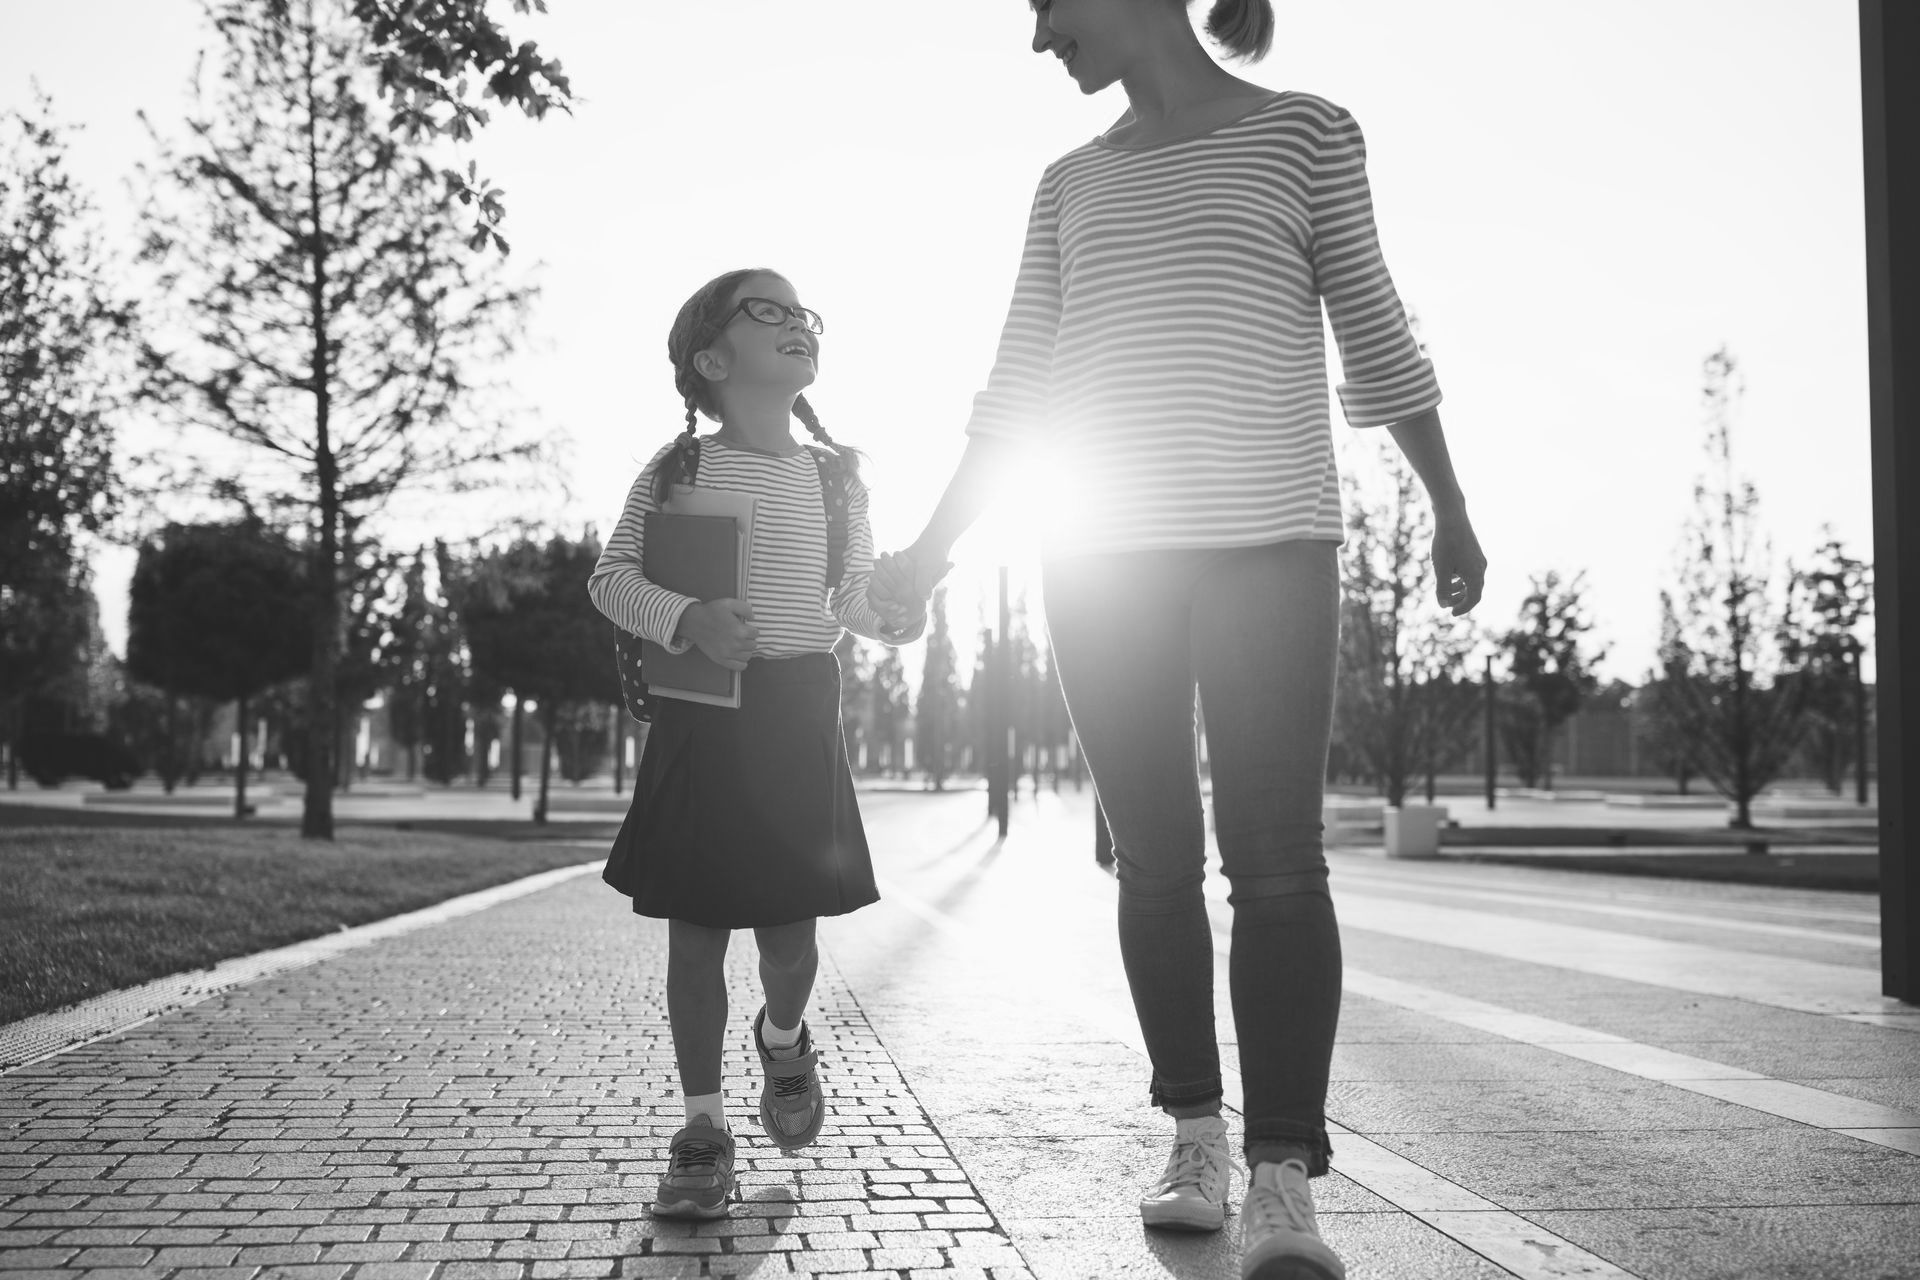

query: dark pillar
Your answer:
[612,704,625,797]
[1863,0,1919,1002]
[1483,654,1498,811]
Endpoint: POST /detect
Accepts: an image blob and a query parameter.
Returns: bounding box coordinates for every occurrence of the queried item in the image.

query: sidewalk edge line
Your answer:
[876,872,1646,1280]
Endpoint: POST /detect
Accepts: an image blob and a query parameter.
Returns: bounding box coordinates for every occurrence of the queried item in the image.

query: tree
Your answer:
[1,97,129,774]
[1657,348,1806,829]
[1334,446,1479,807]
[125,520,312,817]
[137,0,544,838]
[1779,534,1872,799]
[834,631,872,770]
[260,0,572,254]
[915,587,961,790]
[869,646,909,776]
[385,550,434,780]
[1500,571,1607,790]
[461,532,620,821]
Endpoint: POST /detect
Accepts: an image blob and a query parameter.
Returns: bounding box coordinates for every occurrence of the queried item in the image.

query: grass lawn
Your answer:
[0,821,605,1024]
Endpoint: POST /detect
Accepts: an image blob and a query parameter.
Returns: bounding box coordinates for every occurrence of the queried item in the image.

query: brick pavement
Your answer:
[6,788,1918,1280]
[0,871,1033,1280]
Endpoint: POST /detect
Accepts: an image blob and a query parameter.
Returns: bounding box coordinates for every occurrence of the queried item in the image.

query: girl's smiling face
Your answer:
[697,273,820,402]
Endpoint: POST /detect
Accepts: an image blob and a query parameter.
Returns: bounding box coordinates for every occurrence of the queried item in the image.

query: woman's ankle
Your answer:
[1246,1140,1316,1171]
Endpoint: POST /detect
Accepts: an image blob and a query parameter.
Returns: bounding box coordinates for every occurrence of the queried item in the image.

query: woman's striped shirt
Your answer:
[966,91,1442,556]
[589,437,919,658]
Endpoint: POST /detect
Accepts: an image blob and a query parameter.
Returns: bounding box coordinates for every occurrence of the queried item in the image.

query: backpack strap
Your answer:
[810,446,850,591]
[614,438,705,725]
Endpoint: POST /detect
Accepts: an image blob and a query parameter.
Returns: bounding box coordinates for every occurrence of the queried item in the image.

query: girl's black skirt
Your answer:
[603,651,876,929]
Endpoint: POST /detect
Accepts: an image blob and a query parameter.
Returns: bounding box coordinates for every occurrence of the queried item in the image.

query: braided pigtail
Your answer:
[652,395,701,505]
[792,393,863,482]
[658,266,772,503]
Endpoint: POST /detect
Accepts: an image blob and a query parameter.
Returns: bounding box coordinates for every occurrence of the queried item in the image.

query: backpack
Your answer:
[614,439,852,724]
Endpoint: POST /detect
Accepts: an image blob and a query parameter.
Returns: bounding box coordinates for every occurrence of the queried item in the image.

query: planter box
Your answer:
[1384,805,1447,859]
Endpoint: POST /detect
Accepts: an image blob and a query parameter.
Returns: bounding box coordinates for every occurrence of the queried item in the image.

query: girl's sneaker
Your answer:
[652,1116,735,1219]
[1239,1159,1345,1280]
[752,1006,826,1149]
[1139,1115,1235,1231]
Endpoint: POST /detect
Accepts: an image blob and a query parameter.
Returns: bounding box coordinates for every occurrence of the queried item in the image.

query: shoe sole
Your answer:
[1241,1248,1343,1280]
[651,1196,730,1220]
[1140,1201,1226,1232]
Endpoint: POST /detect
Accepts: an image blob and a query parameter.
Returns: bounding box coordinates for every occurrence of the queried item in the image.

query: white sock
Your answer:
[1252,1160,1309,1191]
[683,1091,725,1129]
[1175,1114,1225,1141]
[762,1013,803,1058]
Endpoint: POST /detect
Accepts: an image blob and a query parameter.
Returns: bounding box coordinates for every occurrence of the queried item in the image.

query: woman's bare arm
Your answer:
[1385,407,1487,615]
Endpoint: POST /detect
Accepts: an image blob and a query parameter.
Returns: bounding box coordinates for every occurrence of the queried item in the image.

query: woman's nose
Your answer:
[1031,10,1053,53]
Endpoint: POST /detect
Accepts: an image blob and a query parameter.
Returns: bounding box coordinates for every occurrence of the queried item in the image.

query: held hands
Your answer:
[676,598,757,670]
[871,548,950,609]
[1432,509,1488,616]
[869,548,951,632]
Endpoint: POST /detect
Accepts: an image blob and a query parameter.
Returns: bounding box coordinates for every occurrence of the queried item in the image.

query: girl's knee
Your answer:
[754,919,818,969]
[668,919,732,966]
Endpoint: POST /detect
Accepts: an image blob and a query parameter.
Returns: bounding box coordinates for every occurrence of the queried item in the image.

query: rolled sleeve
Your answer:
[831,479,926,645]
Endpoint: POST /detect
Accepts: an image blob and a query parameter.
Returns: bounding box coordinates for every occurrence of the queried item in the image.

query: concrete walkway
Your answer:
[3,789,1916,1279]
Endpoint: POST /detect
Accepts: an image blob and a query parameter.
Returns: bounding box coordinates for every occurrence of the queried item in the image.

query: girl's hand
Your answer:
[1432,510,1487,616]
[676,598,758,670]
[872,595,926,636]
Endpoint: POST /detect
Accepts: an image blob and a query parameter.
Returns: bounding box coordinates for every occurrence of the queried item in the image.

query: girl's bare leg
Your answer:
[753,919,818,1029]
[667,919,733,1096]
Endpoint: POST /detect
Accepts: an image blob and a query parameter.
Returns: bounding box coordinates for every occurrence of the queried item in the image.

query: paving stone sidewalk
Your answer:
[0,871,1033,1280]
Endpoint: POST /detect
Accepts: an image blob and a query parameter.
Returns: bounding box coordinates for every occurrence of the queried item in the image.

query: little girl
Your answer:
[588,268,924,1219]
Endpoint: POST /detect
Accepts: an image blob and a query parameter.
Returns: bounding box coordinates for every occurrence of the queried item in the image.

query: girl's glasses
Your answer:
[719,297,825,334]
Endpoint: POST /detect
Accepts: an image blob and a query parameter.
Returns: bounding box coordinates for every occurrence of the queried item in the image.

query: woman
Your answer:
[878,2,1486,1277]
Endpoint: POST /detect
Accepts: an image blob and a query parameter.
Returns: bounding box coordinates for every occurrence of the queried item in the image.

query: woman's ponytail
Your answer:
[1204,0,1274,62]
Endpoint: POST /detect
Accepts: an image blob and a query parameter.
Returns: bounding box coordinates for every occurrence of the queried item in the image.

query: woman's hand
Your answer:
[873,548,951,608]
[675,598,758,670]
[1432,509,1487,616]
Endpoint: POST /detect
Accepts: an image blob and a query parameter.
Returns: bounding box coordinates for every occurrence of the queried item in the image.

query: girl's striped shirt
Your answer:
[589,437,920,657]
[966,91,1442,556]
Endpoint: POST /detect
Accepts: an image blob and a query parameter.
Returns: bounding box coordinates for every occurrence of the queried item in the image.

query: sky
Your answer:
[3,0,1873,681]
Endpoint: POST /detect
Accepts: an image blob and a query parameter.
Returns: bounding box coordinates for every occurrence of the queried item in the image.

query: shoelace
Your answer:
[1155,1135,1239,1196]
[669,1139,725,1176]
[772,1070,814,1100]
[1245,1173,1317,1235]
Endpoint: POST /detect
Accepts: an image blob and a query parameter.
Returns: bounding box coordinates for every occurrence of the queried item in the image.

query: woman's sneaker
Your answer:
[652,1116,734,1220]
[1139,1115,1235,1231]
[1239,1159,1345,1280]
[752,1006,826,1149]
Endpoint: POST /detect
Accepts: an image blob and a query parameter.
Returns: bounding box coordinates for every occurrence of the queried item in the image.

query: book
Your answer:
[640,510,744,708]
[665,484,756,591]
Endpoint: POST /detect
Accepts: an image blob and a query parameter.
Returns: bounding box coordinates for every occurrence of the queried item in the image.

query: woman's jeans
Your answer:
[1043,539,1342,1174]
